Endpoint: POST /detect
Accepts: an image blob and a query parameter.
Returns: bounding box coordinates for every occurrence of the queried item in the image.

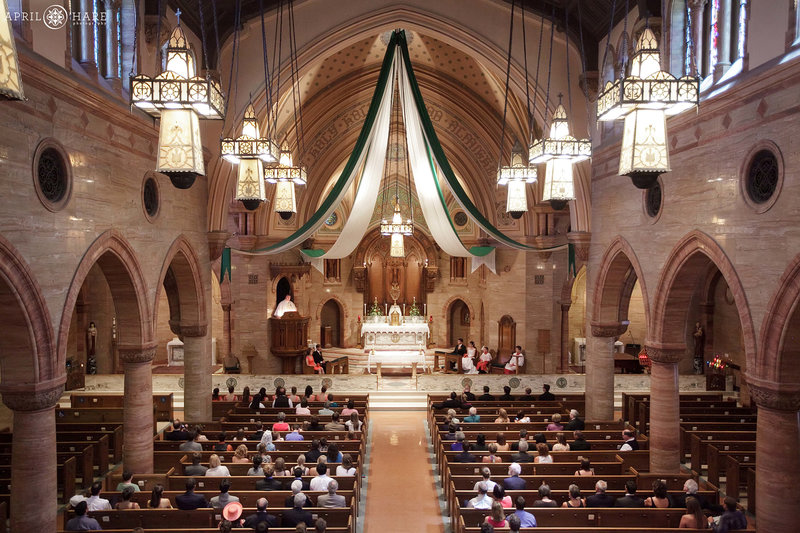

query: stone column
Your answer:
[688,0,707,76]
[646,345,684,473]
[586,322,625,420]
[714,0,732,80]
[559,303,571,373]
[1,382,64,532]
[78,0,96,67]
[182,324,211,422]
[748,378,800,533]
[119,344,156,474]
[221,304,232,363]
[104,1,120,81]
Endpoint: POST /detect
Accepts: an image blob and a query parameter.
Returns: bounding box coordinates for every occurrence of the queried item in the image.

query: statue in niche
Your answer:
[86,322,97,375]
[693,322,705,374]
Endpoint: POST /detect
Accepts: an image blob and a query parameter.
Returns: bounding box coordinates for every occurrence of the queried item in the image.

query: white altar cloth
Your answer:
[360,322,429,352]
[366,350,428,373]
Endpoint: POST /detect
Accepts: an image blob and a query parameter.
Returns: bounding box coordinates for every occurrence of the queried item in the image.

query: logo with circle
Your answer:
[461,377,473,388]
[178,377,185,390]
[273,378,285,388]
[509,377,521,389]
[322,378,333,389]
[556,377,567,388]
[226,377,238,389]
[43,5,69,30]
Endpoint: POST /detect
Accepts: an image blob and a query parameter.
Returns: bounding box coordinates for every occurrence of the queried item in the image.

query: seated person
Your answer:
[499,386,515,402]
[305,350,324,374]
[476,347,493,374]
[517,387,535,401]
[533,442,552,464]
[644,479,673,508]
[570,430,591,451]
[115,486,140,510]
[311,344,327,373]
[464,406,481,423]
[454,442,476,463]
[538,384,556,401]
[546,413,564,431]
[586,480,617,507]
[680,496,708,529]
[65,501,100,531]
[562,484,586,508]
[574,458,595,476]
[552,432,570,451]
[710,496,747,532]
[533,484,558,507]
[505,346,524,374]
[615,480,645,507]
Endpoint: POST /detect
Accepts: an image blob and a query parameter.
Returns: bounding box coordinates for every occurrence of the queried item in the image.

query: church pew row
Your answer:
[464,529,735,533]
[746,467,756,514]
[175,461,360,477]
[706,445,755,488]
[54,407,125,423]
[65,507,352,531]
[152,451,362,473]
[639,404,755,434]
[0,429,116,471]
[456,507,753,533]
[153,438,365,461]
[70,393,175,421]
[683,430,756,469]
[165,475,357,493]
[59,529,348,533]
[724,455,755,501]
[621,392,725,425]
[120,489,356,509]
[442,449,651,473]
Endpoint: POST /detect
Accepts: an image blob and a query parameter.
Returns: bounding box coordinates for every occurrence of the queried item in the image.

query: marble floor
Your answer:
[363,411,446,533]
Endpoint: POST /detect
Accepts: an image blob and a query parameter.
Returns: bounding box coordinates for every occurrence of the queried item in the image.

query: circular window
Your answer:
[746,150,779,204]
[740,141,783,214]
[325,212,338,226]
[645,181,662,218]
[33,140,72,212]
[142,176,160,221]
[453,211,468,227]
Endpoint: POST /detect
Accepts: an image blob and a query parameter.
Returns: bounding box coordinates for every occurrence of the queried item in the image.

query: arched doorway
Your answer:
[448,298,470,346]
[276,276,292,308]
[320,299,343,348]
[498,315,516,356]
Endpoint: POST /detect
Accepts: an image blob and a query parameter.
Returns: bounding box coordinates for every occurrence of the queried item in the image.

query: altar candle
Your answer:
[403,304,406,315]
[385,303,388,315]
[364,303,367,315]
[423,304,427,315]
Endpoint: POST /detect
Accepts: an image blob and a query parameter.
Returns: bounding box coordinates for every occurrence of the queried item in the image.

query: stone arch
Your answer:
[0,235,61,391]
[314,294,350,322]
[57,230,153,361]
[442,295,475,346]
[754,253,800,382]
[649,230,757,372]
[153,235,207,333]
[592,236,651,332]
[317,297,347,348]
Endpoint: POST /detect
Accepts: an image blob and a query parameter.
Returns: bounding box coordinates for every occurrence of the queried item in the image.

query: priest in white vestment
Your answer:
[504,346,524,374]
[273,294,298,318]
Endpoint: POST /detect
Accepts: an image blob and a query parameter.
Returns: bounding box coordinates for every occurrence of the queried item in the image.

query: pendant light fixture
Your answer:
[380,83,413,258]
[267,0,308,218]
[0,0,25,100]
[220,1,278,211]
[130,5,225,189]
[496,0,537,219]
[531,6,591,211]
[596,5,699,189]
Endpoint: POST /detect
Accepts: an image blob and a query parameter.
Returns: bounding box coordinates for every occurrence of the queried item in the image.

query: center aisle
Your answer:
[363,411,446,533]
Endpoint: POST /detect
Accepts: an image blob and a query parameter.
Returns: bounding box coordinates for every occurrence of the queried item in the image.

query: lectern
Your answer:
[269,311,310,373]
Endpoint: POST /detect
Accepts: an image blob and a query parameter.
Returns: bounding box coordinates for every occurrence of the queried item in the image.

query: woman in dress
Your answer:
[534,442,553,464]
[679,496,708,529]
[336,454,357,476]
[494,408,510,423]
[515,411,531,423]
[552,432,570,451]
[482,442,502,463]
[115,486,140,509]
[205,454,230,477]
[232,444,250,463]
[462,341,478,374]
[247,455,264,476]
[495,433,510,452]
[492,484,513,508]
[562,484,586,508]
[484,501,508,528]
[574,458,595,476]
[273,457,290,477]
[294,454,310,475]
[148,484,172,509]
[546,413,563,431]
[345,413,363,432]
[644,479,673,508]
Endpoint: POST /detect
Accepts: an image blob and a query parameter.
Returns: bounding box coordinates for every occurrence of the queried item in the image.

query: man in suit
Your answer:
[538,384,556,401]
[65,501,101,531]
[434,391,463,410]
[175,478,208,510]
[284,479,312,508]
[564,409,585,431]
[517,387,535,401]
[570,430,591,451]
[255,465,283,491]
[242,497,280,529]
[453,442,476,463]
[312,344,327,373]
[184,452,208,476]
[463,385,476,402]
[209,479,240,510]
[619,429,640,451]
[282,493,314,528]
[450,338,467,371]
[304,439,323,463]
[503,463,527,490]
[324,412,346,431]
[317,479,347,508]
[614,480,645,507]
[510,429,528,451]
[510,440,534,463]
[179,431,202,452]
[166,419,189,441]
[498,385,515,401]
[586,480,617,507]
[478,386,495,401]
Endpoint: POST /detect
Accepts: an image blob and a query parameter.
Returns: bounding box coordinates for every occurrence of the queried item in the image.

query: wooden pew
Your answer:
[165,475,357,492]
[706,445,755,488]
[685,431,756,471]
[55,407,125,423]
[725,454,755,500]
[70,393,174,421]
[746,467,756,514]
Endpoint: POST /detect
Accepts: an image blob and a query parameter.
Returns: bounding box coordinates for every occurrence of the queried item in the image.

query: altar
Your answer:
[360,321,429,351]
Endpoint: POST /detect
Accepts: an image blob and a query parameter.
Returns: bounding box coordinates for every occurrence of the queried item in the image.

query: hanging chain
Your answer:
[621,0,630,79]
[128,0,139,77]
[577,1,592,137]
[543,6,556,131]
[198,0,210,74]
[222,0,241,135]
[211,0,220,70]
[259,0,272,138]
[496,0,516,172]
[529,8,545,145]
[271,1,284,140]
[564,7,573,130]
[288,0,306,156]
[154,0,163,74]
[520,1,531,144]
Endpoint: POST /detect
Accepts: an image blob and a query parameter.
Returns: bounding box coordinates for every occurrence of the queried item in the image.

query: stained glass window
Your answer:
[737,0,747,60]
[709,0,720,72]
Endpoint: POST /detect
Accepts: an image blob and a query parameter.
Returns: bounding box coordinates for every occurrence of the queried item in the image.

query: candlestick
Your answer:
[423,304,426,316]
[384,303,387,315]
[403,304,406,315]
[364,303,367,315]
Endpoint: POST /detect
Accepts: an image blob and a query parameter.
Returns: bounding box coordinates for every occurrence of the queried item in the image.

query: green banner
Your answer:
[220,247,232,282]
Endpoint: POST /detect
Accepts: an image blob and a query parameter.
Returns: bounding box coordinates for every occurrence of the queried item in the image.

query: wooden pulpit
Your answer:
[269,311,310,373]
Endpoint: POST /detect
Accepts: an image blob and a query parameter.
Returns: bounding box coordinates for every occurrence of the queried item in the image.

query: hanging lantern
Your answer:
[498,140,536,219]
[0,0,24,100]
[380,199,413,258]
[266,145,306,216]
[130,23,225,189]
[531,102,590,210]
[221,103,275,211]
[596,28,699,189]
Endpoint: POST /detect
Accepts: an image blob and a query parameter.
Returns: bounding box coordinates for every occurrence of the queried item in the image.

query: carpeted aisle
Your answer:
[363,411,446,533]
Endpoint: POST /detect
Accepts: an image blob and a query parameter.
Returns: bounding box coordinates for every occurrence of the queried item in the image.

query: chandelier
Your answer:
[596,27,699,189]
[495,0,537,219]
[221,102,276,210]
[531,97,591,210]
[380,199,413,257]
[266,145,307,218]
[130,12,224,189]
[0,0,24,100]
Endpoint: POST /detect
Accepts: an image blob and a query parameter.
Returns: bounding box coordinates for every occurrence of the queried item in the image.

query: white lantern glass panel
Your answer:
[0,0,24,100]
[157,108,205,175]
[618,108,670,176]
[235,159,266,202]
[390,232,405,257]
[274,181,297,214]
[506,180,528,213]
